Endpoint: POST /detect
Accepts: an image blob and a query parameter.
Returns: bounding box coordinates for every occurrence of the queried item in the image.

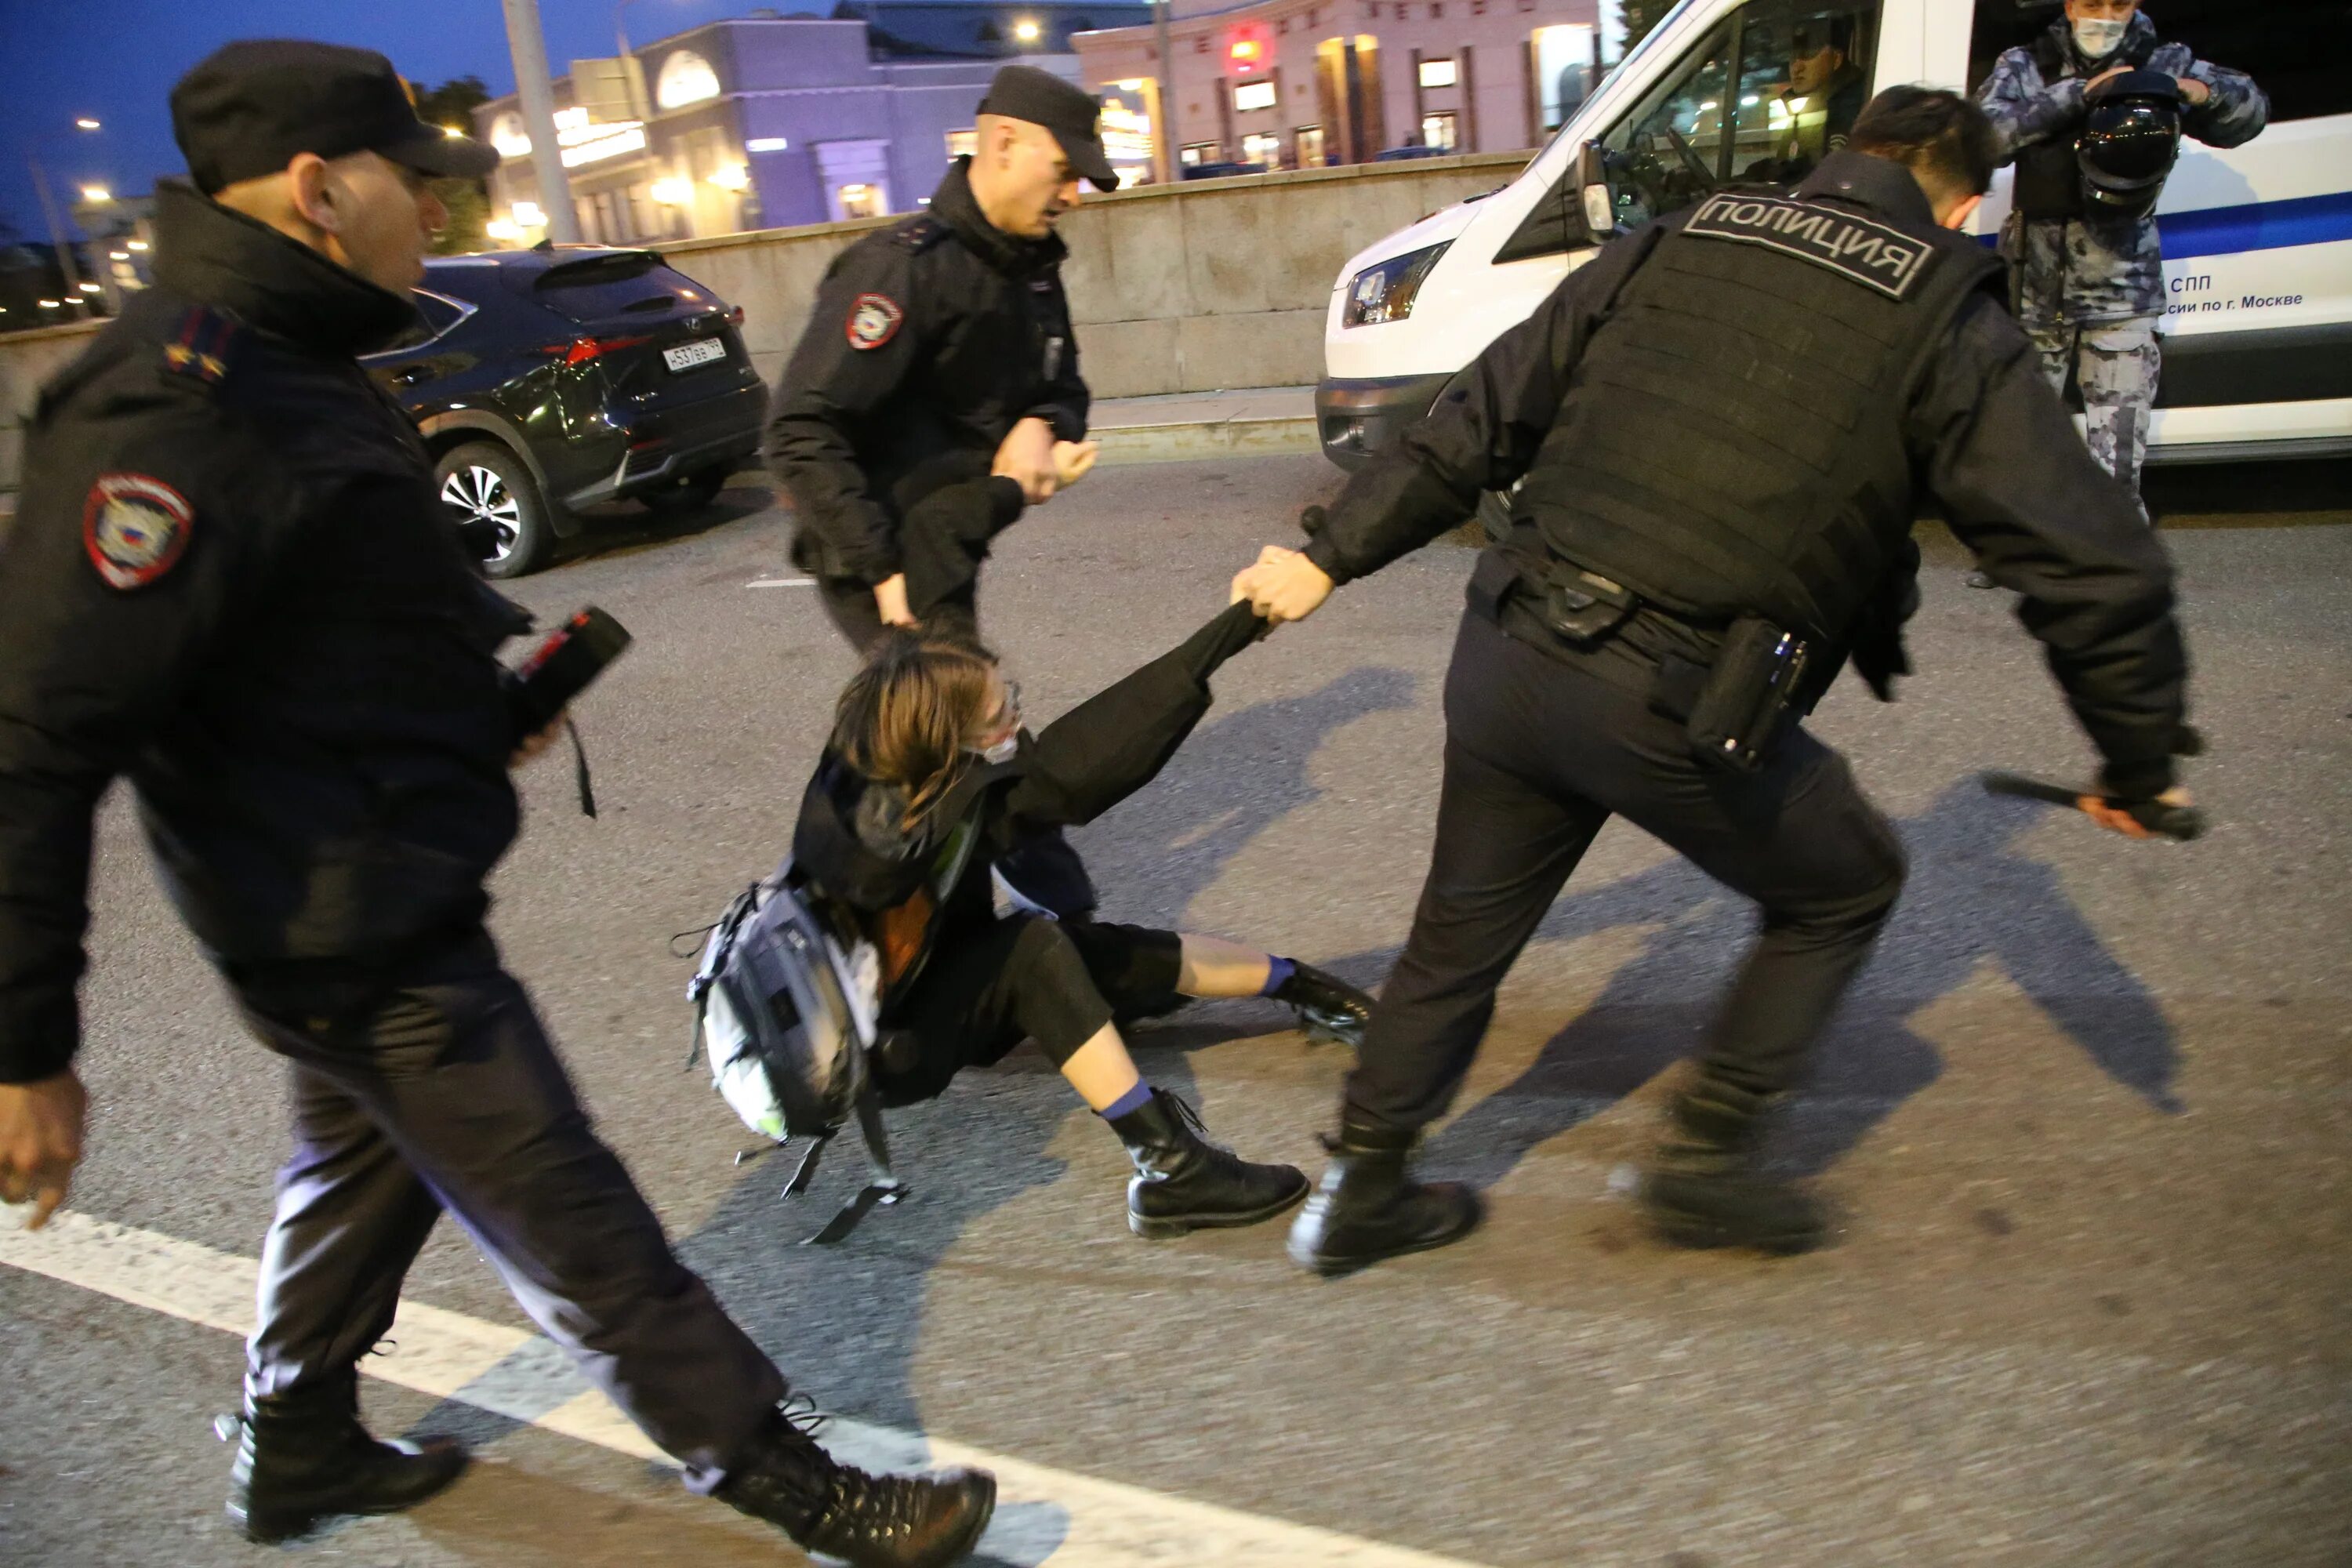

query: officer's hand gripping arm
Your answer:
[1975,49,2089,161]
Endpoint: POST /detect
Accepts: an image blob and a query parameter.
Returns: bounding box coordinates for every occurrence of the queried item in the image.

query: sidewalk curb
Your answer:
[1092,416,1319,463]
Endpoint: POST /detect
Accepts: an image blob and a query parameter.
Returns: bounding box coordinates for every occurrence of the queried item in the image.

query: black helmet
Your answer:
[2078,70,2183,219]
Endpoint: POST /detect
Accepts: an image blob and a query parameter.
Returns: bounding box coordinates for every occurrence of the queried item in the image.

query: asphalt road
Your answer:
[4,453,2349,1568]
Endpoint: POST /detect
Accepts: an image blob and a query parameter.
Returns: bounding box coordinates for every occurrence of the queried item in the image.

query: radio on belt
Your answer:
[511,606,633,736]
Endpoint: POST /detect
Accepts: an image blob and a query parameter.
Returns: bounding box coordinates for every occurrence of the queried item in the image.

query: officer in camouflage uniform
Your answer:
[1976,2,2266,510]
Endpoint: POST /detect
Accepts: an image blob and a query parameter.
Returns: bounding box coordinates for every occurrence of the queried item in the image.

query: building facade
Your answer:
[1073,0,1606,176]
[475,5,1143,245]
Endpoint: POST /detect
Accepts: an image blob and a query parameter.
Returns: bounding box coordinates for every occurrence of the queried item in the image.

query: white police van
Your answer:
[1318,0,2352,481]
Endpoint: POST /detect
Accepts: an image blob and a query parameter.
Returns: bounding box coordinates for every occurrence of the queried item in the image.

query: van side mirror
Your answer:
[1576,142,1617,238]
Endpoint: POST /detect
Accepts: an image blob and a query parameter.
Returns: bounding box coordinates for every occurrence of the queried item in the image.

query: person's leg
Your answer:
[224,1044,463,1542]
[293,957,994,1560]
[1294,612,1607,1274]
[2078,316,2161,516]
[951,915,1308,1234]
[815,575,890,654]
[1604,728,1906,1253]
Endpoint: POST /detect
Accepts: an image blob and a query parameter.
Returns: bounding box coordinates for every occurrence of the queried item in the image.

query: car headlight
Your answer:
[1342,241,1451,328]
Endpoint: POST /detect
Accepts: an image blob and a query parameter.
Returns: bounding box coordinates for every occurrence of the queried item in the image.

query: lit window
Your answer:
[947,128,979,158]
[1235,80,1277,112]
[656,50,721,110]
[746,136,789,153]
[1418,57,1457,89]
[491,112,532,157]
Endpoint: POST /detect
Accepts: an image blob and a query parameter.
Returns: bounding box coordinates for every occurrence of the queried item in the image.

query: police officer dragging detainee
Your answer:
[1976,0,2265,517]
[1232,89,2198,1276]
[768,64,1116,925]
[0,41,991,1565]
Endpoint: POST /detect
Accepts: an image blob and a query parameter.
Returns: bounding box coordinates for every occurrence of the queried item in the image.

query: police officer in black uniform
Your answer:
[0,41,990,1565]
[766,64,1118,922]
[1233,89,2196,1276]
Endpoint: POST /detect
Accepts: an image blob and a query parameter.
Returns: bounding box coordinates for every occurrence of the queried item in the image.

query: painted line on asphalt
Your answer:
[746,576,816,588]
[0,1210,1490,1568]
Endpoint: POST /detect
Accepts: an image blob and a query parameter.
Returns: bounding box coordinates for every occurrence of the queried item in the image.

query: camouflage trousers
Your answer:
[2029,315,2161,517]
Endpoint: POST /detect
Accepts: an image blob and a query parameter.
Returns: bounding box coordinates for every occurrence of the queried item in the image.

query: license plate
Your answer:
[662,338,725,372]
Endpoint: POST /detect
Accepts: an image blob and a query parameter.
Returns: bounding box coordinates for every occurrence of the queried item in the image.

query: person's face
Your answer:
[300,151,445,293]
[2065,0,2139,24]
[990,123,1083,238]
[970,673,1022,756]
[1788,43,1845,96]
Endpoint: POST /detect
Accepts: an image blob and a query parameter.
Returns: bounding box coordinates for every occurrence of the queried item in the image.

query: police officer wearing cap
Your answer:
[766,64,1120,921]
[0,40,993,1564]
[1976,0,2265,516]
[1232,89,2198,1277]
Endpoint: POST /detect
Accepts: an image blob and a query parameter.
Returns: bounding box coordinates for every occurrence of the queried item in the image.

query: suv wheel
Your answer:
[638,465,729,517]
[435,441,552,579]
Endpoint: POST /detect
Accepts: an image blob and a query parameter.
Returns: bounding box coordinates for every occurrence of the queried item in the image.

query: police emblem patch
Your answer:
[845,292,904,350]
[1683,194,1936,300]
[82,474,194,590]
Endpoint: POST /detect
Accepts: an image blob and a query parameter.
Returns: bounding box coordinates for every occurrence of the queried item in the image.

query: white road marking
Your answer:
[2,1211,1490,1567]
[746,576,816,588]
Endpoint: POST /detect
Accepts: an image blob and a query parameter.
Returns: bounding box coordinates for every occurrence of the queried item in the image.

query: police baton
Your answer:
[1979,772,2205,841]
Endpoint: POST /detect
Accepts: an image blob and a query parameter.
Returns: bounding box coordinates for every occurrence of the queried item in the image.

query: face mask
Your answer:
[2072,16,2129,58]
[971,735,1018,767]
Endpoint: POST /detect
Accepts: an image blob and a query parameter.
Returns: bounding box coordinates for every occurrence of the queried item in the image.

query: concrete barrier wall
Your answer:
[656,149,1531,401]
[0,151,1531,495]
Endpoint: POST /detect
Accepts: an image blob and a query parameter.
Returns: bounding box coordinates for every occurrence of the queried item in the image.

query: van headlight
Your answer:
[1342,241,1451,328]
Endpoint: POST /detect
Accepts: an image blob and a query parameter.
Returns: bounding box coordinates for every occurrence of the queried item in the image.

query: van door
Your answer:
[1496,0,1889,261]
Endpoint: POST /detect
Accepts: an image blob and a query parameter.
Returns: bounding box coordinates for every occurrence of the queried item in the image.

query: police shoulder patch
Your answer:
[160,306,239,389]
[846,292,905,350]
[1682,194,1936,300]
[83,473,194,590]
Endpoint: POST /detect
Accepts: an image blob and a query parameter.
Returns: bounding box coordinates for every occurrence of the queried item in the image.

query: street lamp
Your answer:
[1013,17,1041,42]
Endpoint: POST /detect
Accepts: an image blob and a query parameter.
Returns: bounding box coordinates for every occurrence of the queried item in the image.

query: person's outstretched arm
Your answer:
[1913,293,2190,807]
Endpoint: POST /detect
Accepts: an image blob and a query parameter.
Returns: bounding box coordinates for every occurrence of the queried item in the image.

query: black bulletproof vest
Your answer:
[1515,192,2002,646]
[2013,29,2158,220]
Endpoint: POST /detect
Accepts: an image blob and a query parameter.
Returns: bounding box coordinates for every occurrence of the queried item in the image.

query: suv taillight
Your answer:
[726,305,745,325]
[543,333,652,366]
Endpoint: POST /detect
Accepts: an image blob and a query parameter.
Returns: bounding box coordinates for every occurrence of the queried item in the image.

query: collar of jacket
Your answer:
[1792,151,1939,229]
[2046,7,2158,74]
[927,157,1069,278]
[149,179,419,358]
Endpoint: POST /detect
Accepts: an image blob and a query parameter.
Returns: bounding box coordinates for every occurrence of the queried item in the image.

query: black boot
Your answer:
[1270,962,1374,1047]
[714,1401,996,1568]
[1286,1118,1482,1277]
[219,1371,469,1543]
[1109,1088,1308,1238]
[1641,1076,1827,1254]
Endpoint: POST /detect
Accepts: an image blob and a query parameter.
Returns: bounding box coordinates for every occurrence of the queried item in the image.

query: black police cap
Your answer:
[977,65,1120,192]
[172,39,499,195]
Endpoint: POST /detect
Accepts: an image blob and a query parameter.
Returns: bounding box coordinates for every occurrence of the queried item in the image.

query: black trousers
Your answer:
[236,934,788,1487]
[874,915,1182,1107]
[1347,608,1906,1130]
[815,477,1099,922]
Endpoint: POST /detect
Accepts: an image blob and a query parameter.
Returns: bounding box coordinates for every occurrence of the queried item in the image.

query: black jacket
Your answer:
[0,181,528,1083]
[1305,152,2189,800]
[789,604,1265,1007]
[764,158,1088,586]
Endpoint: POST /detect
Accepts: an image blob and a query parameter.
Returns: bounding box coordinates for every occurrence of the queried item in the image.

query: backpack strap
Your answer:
[797,1080,908,1245]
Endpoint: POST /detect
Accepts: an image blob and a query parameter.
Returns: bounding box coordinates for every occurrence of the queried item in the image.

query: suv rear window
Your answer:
[533,254,717,322]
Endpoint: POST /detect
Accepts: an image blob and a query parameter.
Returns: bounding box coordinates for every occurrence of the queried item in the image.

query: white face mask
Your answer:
[2072,16,2129,57]
[971,734,1018,767]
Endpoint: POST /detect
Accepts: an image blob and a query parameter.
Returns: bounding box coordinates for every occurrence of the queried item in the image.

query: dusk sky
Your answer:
[0,0,768,245]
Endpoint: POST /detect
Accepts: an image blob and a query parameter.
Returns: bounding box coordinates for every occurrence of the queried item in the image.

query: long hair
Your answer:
[829,629,1001,829]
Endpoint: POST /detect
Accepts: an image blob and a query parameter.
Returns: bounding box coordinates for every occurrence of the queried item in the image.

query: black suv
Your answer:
[364,245,766,577]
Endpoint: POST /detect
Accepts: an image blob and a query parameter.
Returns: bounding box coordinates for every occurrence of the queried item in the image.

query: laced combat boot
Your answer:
[1270,963,1374,1047]
[1641,1076,1827,1254]
[1286,1117,1482,1277]
[1108,1088,1308,1237]
[714,1401,996,1567]
[218,1370,469,1543]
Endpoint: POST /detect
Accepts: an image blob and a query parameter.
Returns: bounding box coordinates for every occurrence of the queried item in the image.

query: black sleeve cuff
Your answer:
[1301,531,1352,586]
